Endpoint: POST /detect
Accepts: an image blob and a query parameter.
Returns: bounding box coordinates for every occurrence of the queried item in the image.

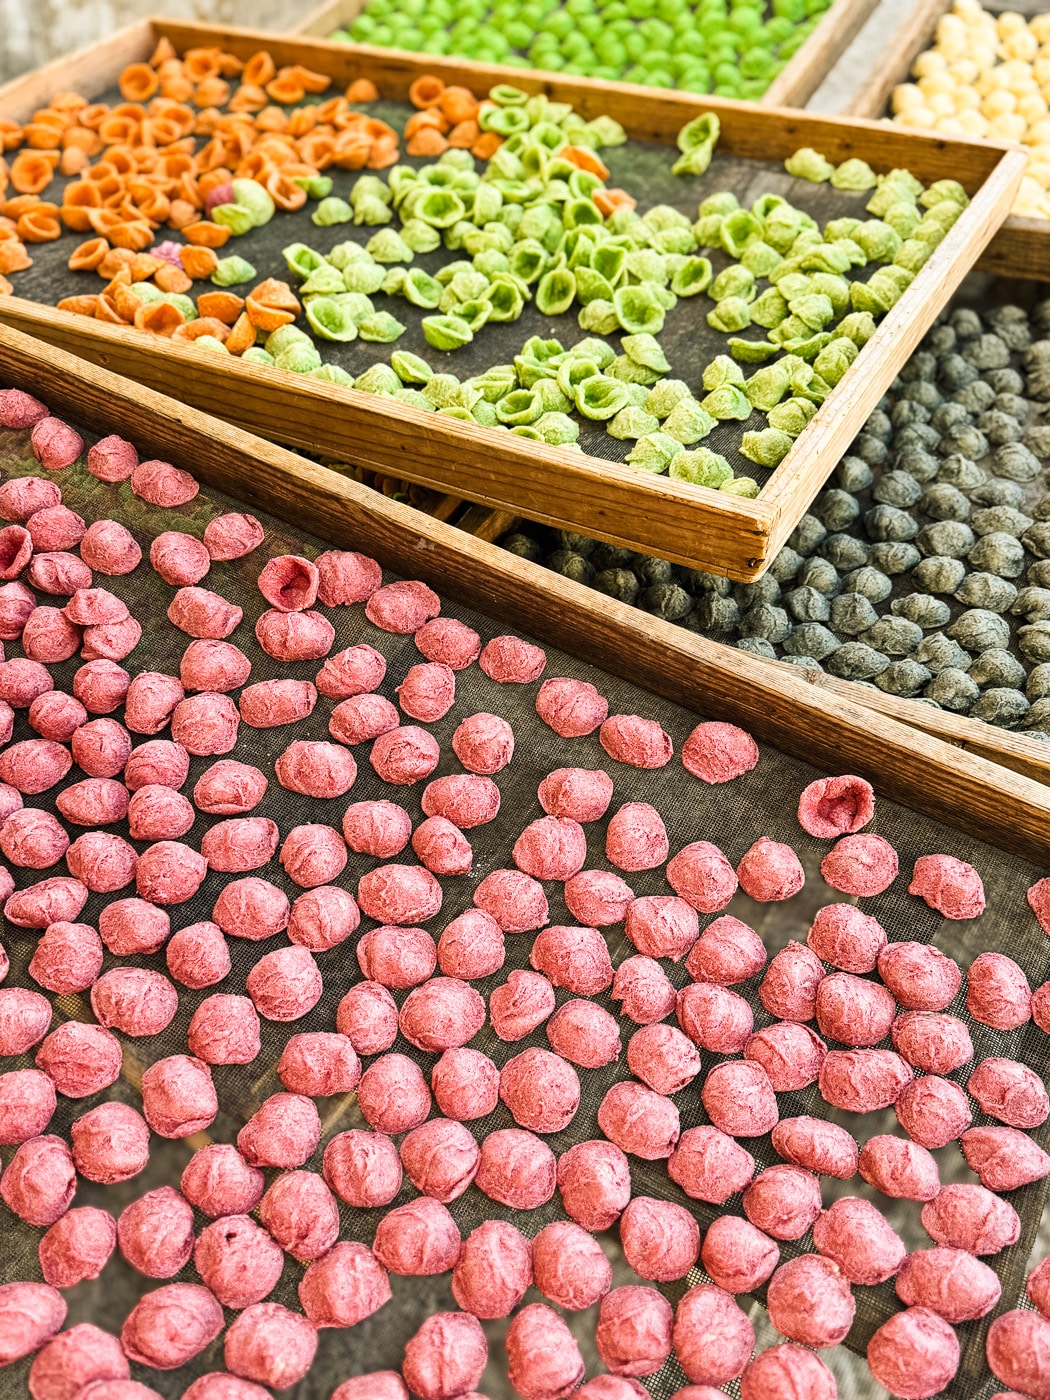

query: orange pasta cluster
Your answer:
[404,75,503,160]
[0,36,400,331]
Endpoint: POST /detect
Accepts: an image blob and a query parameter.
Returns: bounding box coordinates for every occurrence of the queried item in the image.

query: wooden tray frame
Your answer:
[0,18,1026,580]
[846,0,1050,281]
[4,322,1049,860]
[292,0,881,110]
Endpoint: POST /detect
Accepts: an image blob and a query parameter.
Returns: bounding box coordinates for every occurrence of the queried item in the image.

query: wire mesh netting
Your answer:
[12,80,915,489]
[0,407,1048,1400]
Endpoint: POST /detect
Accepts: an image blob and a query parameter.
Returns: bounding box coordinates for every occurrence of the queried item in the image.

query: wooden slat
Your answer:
[4,323,1050,862]
[294,0,882,110]
[844,0,950,122]
[763,0,880,107]
[0,18,1026,580]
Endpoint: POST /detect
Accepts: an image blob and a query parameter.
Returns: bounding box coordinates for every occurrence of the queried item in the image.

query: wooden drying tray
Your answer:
[291,0,881,110]
[846,0,1049,280]
[0,18,1026,582]
[4,324,1050,865]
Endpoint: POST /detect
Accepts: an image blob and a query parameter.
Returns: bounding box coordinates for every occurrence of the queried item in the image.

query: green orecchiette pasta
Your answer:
[211,256,256,286]
[391,351,433,384]
[702,355,746,391]
[831,158,878,191]
[607,406,661,440]
[358,312,405,343]
[305,297,360,343]
[743,362,791,411]
[669,446,734,488]
[574,376,631,421]
[707,297,751,334]
[670,257,713,297]
[740,427,794,466]
[613,286,666,336]
[312,197,354,227]
[421,315,474,350]
[645,379,693,419]
[662,399,716,444]
[625,431,682,474]
[785,147,835,182]
[701,384,752,421]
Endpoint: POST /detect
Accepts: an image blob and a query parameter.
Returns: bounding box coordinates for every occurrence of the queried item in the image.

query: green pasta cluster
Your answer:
[187,90,970,486]
[332,0,832,99]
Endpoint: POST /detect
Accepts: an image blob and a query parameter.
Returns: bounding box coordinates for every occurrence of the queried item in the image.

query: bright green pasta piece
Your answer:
[265,325,310,356]
[702,384,752,421]
[422,315,474,350]
[438,407,477,422]
[509,426,543,440]
[650,285,677,313]
[835,311,877,345]
[728,339,779,363]
[587,114,627,146]
[670,257,713,297]
[579,299,620,335]
[624,250,669,286]
[783,331,833,361]
[853,219,901,262]
[241,347,274,366]
[721,210,762,258]
[354,365,399,396]
[210,203,253,236]
[128,282,162,304]
[282,243,325,279]
[417,189,469,228]
[693,214,725,248]
[789,292,835,331]
[556,357,602,398]
[809,272,851,316]
[472,400,498,427]
[608,356,661,386]
[721,476,760,497]
[391,351,433,385]
[785,147,834,182]
[294,174,332,200]
[707,297,751,333]
[893,238,932,273]
[535,268,576,317]
[451,300,493,333]
[311,197,354,227]
[768,396,817,436]
[399,220,441,254]
[824,216,862,242]
[508,240,548,284]
[211,256,256,286]
[366,229,413,263]
[663,399,716,444]
[741,427,793,466]
[764,205,810,253]
[352,196,392,227]
[194,335,229,354]
[574,376,630,420]
[230,178,275,230]
[613,286,665,336]
[699,192,739,219]
[571,338,615,369]
[813,336,857,385]
[672,112,720,176]
[310,364,354,386]
[534,408,585,442]
[607,406,661,440]
[703,356,746,391]
[652,227,698,257]
[339,261,385,295]
[575,268,615,306]
[799,243,852,275]
[483,277,526,322]
[472,368,517,402]
[626,432,681,474]
[275,342,322,373]
[740,240,782,278]
[711,265,756,303]
[621,334,670,373]
[397,269,440,310]
[921,178,967,209]
[669,447,733,488]
[358,312,405,343]
[533,378,572,414]
[831,158,878,191]
[305,297,359,343]
[751,287,789,330]
[326,241,372,270]
[496,389,544,425]
[421,373,462,408]
[744,362,791,411]
[645,379,692,419]
[300,264,346,296]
